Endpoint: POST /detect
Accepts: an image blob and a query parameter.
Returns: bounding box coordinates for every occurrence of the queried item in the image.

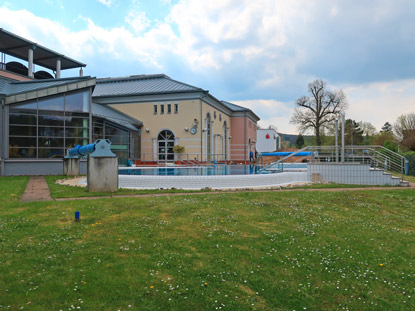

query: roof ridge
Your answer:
[96,74,169,84]
[163,76,205,91]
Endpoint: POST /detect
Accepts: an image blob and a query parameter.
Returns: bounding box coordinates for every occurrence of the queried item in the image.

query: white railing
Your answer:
[260,145,406,179]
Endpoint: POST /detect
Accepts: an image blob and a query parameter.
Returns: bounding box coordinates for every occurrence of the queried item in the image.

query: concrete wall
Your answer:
[87,157,118,192]
[3,159,87,176]
[307,163,401,186]
[119,171,309,190]
[257,129,279,153]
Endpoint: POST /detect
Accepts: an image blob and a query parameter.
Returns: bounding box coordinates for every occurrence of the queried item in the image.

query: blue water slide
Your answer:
[261,152,313,157]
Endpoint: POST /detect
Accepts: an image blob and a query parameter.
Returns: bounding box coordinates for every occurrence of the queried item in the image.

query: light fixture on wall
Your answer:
[202,128,207,132]
[145,128,150,133]
[184,127,189,132]
[229,136,232,139]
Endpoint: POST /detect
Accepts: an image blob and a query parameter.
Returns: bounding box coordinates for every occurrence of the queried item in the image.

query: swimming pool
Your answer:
[119,164,264,176]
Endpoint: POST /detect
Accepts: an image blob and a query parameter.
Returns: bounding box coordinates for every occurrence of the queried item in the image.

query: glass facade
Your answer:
[92,119,136,166]
[8,90,90,158]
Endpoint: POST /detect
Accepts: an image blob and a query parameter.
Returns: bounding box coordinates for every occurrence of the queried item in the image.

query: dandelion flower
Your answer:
[150,285,154,289]
[380,264,384,267]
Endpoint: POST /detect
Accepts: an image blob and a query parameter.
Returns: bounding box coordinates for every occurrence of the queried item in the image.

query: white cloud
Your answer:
[342,79,415,131]
[125,11,150,33]
[97,0,114,7]
[1,1,415,134]
[232,99,297,133]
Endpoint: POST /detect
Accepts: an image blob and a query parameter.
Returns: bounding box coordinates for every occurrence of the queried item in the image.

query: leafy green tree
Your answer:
[380,122,393,133]
[296,134,305,149]
[344,119,364,145]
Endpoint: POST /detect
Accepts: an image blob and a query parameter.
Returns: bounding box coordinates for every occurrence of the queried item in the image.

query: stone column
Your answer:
[55,59,61,78]
[63,158,80,176]
[28,48,34,78]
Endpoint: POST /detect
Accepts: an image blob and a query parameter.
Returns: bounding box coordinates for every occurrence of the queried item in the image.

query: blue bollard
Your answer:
[75,211,80,222]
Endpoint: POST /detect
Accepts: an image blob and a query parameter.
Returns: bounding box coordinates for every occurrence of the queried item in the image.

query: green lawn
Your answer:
[45,176,207,199]
[1,176,415,310]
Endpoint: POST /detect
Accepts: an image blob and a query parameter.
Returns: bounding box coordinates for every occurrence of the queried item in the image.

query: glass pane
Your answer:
[65,91,89,112]
[9,147,36,158]
[9,113,37,125]
[65,111,89,117]
[38,148,64,158]
[38,96,64,111]
[9,136,37,147]
[12,101,37,110]
[38,137,64,148]
[66,117,89,127]
[38,114,64,126]
[105,125,126,136]
[105,135,121,144]
[65,128,89,137]
[66,138,89,148]
[9,126,37,136]
[93,127,103,137]
[38,127,64,137]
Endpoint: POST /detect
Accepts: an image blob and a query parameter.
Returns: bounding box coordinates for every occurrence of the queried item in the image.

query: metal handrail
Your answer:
[130,152,255,165]
[260,145,406,179]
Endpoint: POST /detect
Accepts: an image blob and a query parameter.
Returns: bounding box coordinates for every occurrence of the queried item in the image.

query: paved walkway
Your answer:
[20,176,53,202]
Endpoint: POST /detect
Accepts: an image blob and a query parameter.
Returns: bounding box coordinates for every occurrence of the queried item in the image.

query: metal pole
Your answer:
[341,112,345,162]
[335,118,339,162]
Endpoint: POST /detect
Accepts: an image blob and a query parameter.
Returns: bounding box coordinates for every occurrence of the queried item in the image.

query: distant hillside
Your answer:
[278,133,314,146]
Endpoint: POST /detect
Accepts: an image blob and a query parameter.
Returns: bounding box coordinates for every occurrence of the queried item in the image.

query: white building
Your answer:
[256,127,281,153]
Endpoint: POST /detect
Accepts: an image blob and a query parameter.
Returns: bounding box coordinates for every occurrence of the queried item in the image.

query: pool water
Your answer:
[119,164,264,176]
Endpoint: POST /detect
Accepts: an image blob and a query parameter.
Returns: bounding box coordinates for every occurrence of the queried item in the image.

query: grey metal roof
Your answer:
[93,74,204,97]
[0,28,86,70]
[221,100,250,112]
[0,76,92,96]
[92,103,141,131]
[221,100,260,121]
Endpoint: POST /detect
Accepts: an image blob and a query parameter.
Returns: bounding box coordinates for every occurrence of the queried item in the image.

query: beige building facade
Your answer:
[92,74,259,164]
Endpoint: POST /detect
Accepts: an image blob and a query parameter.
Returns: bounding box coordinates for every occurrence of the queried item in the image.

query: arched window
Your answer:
[158,130,175,162]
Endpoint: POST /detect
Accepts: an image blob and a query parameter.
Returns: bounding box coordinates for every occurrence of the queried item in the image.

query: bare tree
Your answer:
[290,79,347,146]
[394,113,415,151]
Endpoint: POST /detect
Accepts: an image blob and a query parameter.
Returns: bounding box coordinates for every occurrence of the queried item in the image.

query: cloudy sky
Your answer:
[1,0,414,134]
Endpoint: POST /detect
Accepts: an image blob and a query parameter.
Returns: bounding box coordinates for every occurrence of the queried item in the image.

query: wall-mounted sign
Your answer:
[265,133,270,139]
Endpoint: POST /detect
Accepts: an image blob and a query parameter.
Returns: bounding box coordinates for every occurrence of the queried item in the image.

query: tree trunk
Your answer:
[315,126,321,146]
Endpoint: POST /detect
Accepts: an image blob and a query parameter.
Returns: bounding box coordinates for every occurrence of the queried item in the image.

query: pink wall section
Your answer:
[230,117,257,162]
[0,70,32,81]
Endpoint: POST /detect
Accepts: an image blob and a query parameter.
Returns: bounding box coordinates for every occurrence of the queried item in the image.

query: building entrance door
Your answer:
[158,130,175,162]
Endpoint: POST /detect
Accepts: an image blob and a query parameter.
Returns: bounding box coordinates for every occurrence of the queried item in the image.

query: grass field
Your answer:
[1,176,415,310]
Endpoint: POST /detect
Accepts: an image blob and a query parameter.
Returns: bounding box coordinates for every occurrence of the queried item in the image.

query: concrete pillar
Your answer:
[87,157,118,192]
[152,138,157,162]
[335,118,339,162]
[79,67,83,77]
[63,158,80,176]
[28,48,34,78]
[341,112,345,162]
[55,59,61,78]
